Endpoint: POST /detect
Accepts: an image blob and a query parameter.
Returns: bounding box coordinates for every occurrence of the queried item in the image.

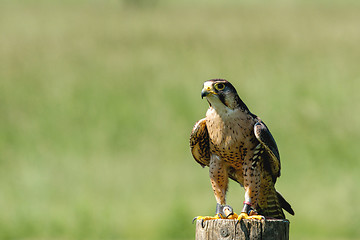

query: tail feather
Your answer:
[277,191,295,215]
[257,190,294,219]
[258,190,285,219]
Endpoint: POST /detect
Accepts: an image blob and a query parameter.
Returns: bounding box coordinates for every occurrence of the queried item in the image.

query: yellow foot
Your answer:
[192,214,223,223]
[236,212,265,221]
[192,214,225,227]
[227,212,239,219]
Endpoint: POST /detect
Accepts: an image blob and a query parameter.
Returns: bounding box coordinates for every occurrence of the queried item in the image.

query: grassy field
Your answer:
[1,1,360,239]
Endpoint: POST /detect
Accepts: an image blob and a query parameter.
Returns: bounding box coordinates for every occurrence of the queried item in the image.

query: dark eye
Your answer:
[215,83,225,90]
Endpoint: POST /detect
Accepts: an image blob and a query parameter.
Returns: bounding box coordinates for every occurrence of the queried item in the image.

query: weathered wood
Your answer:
[195,219,289,240]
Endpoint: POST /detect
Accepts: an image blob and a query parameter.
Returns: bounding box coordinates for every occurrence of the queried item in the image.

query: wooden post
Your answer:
[195,219,289,240]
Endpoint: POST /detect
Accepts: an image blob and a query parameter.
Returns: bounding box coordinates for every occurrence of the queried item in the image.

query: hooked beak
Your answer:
[201,89,209,98]
[201,82,216,98]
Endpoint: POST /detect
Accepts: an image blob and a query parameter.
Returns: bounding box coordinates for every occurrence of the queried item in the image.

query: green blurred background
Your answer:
[1,0,360,239]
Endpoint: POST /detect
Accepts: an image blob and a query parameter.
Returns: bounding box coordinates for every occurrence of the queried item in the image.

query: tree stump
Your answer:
[195,219,289,240]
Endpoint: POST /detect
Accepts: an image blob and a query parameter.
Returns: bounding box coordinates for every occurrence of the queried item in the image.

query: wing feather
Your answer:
[190,118,210,167]
[254,119,281,178]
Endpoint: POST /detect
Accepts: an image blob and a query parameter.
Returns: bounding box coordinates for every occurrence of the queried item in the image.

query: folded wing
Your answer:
[190,118,210,168]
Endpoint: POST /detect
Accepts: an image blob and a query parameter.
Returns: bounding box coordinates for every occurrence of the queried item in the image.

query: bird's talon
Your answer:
[192,214,223,225]
[237,212,265,221]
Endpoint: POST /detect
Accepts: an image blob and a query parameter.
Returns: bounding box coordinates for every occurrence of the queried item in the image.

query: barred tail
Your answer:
[258,189,294,219]
[259,189,285,219]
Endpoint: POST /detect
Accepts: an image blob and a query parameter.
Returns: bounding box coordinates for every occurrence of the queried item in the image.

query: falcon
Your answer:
[190,79,294,221]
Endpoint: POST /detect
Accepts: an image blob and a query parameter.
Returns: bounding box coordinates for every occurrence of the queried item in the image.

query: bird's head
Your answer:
[201,79,248,111]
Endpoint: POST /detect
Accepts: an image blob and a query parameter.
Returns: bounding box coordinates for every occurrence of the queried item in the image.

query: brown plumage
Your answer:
[190,79,294,219]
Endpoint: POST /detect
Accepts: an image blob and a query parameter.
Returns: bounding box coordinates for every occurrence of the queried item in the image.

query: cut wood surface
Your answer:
[195,219,289,240]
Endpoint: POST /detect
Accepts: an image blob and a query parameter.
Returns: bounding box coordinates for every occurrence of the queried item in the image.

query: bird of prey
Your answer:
[190,79,294,221]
